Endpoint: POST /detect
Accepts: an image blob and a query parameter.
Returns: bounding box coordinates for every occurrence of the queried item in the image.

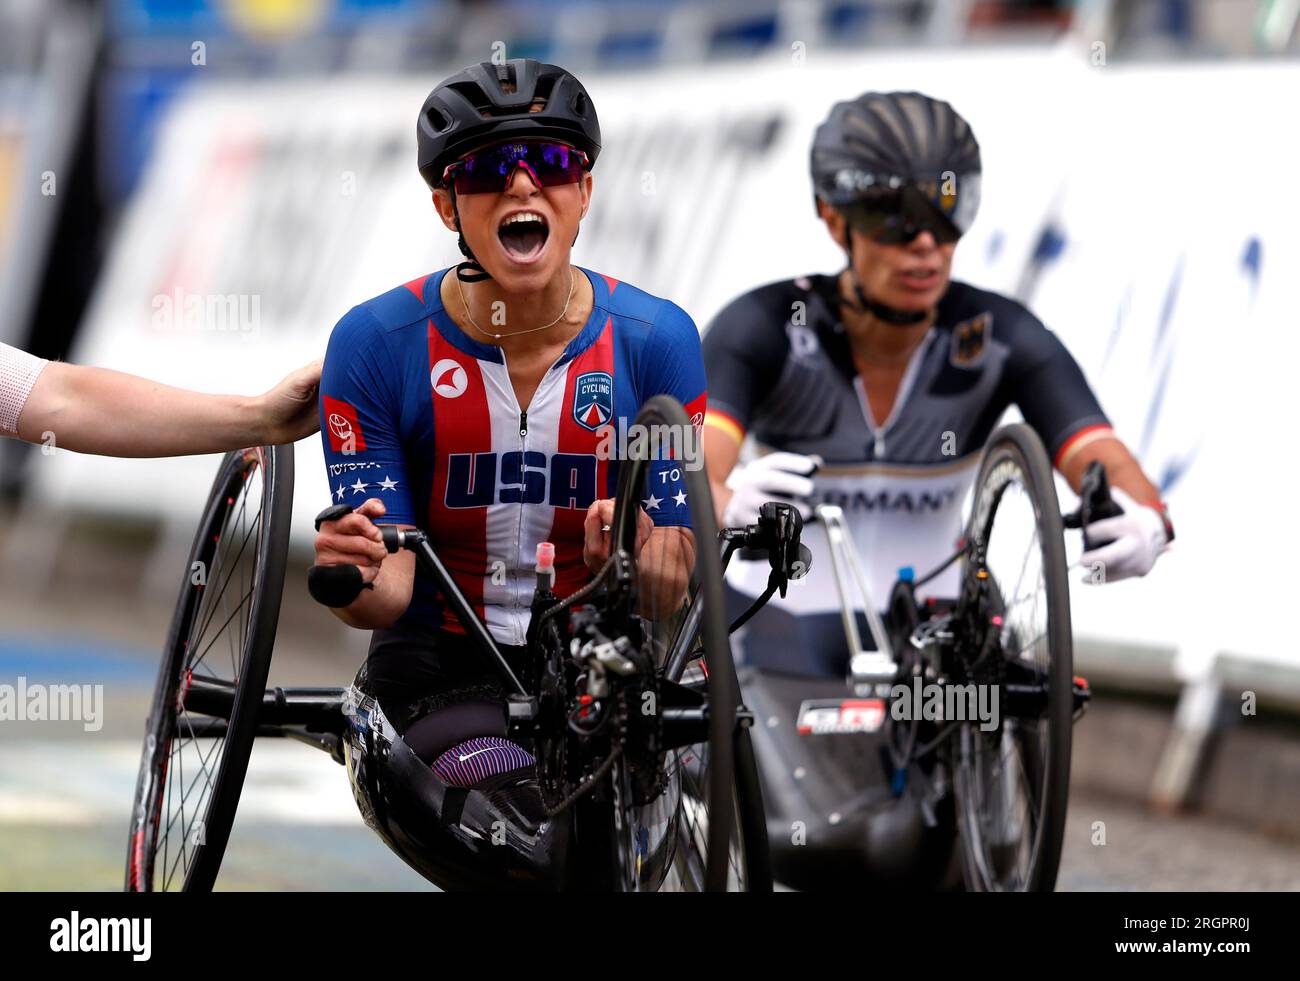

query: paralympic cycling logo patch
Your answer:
[573,371,613,431]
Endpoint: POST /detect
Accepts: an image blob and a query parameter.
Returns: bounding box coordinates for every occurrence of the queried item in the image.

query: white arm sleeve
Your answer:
[0,341,48,438]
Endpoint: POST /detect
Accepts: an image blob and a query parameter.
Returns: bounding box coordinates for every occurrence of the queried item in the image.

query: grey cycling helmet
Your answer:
[811,92,981,324]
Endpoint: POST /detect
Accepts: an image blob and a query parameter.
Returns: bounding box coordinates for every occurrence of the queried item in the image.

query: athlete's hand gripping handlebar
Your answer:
[307,504,527,697]
[1062,460,1124,552]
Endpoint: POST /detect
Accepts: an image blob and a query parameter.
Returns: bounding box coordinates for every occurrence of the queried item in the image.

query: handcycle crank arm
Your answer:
[815,504,897,685]
[307,505,531,703]
[383,526,530,699]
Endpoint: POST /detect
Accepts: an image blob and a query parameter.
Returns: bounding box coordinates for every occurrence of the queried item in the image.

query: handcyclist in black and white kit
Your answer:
[701,92,1175,888]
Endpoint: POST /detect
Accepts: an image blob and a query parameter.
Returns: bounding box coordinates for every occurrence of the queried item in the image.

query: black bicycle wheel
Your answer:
[951,423,1072,892]
[606,395,766,891]
[125,445,293,891]
[656,718,771,891]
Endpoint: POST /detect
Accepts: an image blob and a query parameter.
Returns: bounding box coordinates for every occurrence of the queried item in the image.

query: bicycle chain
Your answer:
[540,685,630,818]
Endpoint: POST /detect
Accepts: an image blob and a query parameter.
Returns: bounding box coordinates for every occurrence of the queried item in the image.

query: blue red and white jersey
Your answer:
[319,266,707,646]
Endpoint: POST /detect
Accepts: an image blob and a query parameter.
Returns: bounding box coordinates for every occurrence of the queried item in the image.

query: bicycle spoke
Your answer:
[188,588,255,677]
[190,507,261,663]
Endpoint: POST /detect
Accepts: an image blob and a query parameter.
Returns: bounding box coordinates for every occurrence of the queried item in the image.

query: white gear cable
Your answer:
[721,451,821,529]
[1078,486,1170,583]
[0,341,48,438]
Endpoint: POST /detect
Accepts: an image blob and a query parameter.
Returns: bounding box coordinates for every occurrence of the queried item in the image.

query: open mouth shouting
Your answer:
[497,210,550,264]
[898,266,942,292]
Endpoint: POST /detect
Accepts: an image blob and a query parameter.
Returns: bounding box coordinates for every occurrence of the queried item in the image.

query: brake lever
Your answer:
[1062,460,1124,552]
[744,501,812,596]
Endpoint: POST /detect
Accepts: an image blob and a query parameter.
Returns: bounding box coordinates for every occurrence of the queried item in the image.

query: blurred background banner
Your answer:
[37,44,1078,532]
[3,0,1300,889]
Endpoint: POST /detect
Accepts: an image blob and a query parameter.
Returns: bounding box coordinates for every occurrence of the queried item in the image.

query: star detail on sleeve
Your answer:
[673,490,688,507]
[350,478,368,495]
[335,483,346,501]
[642,493,662,511]
[379,475,398,492]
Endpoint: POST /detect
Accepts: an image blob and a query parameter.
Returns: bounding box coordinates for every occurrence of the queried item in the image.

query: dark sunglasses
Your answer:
[441,140,590,195]
[838,180,975,245]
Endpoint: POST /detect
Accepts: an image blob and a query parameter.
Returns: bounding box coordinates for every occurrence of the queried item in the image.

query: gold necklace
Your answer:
[457,267,576,341]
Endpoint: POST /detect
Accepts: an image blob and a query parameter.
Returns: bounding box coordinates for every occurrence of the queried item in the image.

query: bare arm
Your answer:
[16,359,321,455]
[1057,433,1162,505]
[583,499,695,619]
[333,549,416,630]
[636,526,696,619]
[702,418,743,527]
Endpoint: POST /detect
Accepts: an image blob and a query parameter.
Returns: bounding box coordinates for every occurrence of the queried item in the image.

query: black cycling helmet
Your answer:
[811,91,981,324]
[418,60,601,281]
[418,59,601,188]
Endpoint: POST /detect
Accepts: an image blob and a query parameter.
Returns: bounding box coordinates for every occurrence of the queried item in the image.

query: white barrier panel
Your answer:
[26,47,1294,669]
[32,45,1077,539]
[1027,61,1299,671]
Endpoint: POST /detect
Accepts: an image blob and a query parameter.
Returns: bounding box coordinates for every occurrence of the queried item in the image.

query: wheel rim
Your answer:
[132,450,270,891]
[604,396,740,891]
[957,443,1062,892]
[663,743,748,892]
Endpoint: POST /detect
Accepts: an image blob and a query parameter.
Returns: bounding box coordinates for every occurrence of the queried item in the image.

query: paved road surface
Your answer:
[3,732,1299,890]
[2,562,1298,892]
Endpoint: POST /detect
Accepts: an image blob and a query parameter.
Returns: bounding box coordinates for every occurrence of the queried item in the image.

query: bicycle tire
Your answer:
[608,395,765,891]
[951,423,1072,892]
[125,445,293,891]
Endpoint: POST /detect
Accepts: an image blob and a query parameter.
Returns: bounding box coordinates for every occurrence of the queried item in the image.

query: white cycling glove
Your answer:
[722,452,821,529]
[1079,486,1171,584]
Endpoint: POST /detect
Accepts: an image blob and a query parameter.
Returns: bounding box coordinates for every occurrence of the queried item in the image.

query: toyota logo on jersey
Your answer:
[572,371,613,432]
[328,414,352,441]
[322,395,366,453]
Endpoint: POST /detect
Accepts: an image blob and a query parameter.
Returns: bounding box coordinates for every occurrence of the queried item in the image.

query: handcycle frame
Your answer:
[167,509,800,891]
[180,503,805,753]
[818,460,1109,717]
[144,397,808,892]
[804,426,1111,890]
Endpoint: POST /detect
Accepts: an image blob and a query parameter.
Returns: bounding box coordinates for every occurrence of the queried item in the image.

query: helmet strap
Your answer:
[449,186,493,283]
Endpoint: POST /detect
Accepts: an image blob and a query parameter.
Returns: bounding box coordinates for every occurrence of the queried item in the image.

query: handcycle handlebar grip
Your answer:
[1080,461,1124,523]
[314,502,354,532]
[307,563,372,608]
[308,503,387,607]
[314,503,406,554]
[1062,460,1124,551]
[381,525,404,554]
